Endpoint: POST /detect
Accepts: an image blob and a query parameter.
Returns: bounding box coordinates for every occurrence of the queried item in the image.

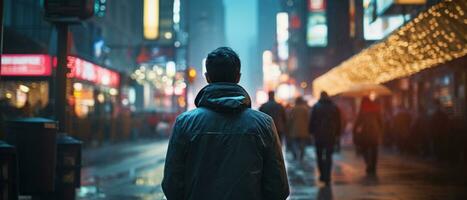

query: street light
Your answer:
[187,67,197,84]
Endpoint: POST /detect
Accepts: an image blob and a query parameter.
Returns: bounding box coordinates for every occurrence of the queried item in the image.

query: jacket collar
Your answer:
[195,83,251,112]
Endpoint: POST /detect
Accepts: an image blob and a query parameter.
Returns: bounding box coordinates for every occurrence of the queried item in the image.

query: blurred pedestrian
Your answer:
[410,106,430,156]
[353,97,383,175]
[287,96,310,162]
[429,100,449,161]
[392,106,412,153]
[162,47,289,200]
[21,99,33,117]
[147,111,159,135]
[260,91,287,145]
[309,91,341,185]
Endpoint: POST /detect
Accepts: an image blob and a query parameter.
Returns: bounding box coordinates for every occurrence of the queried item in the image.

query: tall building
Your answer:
[275,0,354,97]
[2,0,144,73]
[186,0,226,102]
[257,0,281,96]
[3,0,52,54]
[305,0,352,83]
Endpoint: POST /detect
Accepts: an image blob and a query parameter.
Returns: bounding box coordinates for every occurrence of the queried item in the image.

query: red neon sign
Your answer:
[1,54,52,76]
[67,56,120,88]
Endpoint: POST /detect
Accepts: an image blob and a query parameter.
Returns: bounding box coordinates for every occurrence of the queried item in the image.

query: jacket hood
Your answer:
[195,83,251,112]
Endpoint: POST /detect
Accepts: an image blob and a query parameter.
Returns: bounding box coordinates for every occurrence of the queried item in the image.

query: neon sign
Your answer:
[1,54,52,76]
[67,56,120,88]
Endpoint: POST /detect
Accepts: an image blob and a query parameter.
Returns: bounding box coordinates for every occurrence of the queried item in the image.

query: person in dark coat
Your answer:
[309,91,341,185]
[259,91,287,142]
[162,47,289,200]
[429,100,449,160]
[392,106,412,153]
[353,97,383,175]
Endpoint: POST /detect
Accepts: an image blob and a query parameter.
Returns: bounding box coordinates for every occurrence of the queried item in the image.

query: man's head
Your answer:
[205,47,241,83]
[268,91,275,101]
[320,91,329,99]
[295,96,305,105]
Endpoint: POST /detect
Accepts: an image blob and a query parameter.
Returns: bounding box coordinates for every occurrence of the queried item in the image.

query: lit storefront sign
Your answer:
[313,1,466,96]
[307,0,327,47]
[144,0,160,39]
[67,56,120,88]
[276,12,289,61]
[1,54,52,76]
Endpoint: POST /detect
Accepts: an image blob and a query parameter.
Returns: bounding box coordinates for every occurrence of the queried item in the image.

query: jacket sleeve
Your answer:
[162,118,187,200]
[280,106,287,130]
[335,107,342,137]
[262,119,290,200]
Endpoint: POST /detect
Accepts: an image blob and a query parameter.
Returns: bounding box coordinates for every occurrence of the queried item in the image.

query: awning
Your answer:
[313,0,467,96]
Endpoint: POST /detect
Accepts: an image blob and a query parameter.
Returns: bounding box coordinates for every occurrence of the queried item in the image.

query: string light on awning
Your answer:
[313,0,467,96]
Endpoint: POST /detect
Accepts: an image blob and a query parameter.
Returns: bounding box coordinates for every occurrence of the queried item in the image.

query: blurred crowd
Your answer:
[258,92,467,168]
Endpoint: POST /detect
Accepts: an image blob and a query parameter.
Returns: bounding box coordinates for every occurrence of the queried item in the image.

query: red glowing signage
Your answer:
[67,56,120,88]
[1,54,52,76]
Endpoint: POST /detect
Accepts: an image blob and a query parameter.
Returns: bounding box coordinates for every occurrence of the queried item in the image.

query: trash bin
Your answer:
[5,118,58,195]
[55,133,82,200]
[0,140,19,200]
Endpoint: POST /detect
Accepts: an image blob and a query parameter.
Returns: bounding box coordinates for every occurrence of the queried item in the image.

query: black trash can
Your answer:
[0,140,19,200]
[55,133,82,200]
[5,118,58,195]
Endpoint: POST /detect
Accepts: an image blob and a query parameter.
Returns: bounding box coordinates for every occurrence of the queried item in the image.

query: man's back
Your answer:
[259,100,287,134]
[309,98,341,146]
[162,83,289,200]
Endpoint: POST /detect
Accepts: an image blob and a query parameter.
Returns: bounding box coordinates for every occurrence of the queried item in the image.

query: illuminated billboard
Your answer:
[144,0,160,40]
[307,0,327,47]
[276,12,289,60]
[307,12,327,47]
[363,0,409,40]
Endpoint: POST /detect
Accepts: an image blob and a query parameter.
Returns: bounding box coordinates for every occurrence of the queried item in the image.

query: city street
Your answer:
[77,139,467,200]
[2,1,466,200]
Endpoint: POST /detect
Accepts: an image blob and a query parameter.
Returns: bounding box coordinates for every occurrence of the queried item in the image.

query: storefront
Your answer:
[0,54,53,117]
[66,56,122,143]
[312,1,466,162]
[408,57,467,118]
[1,54,122,142]
[67,55,121,119]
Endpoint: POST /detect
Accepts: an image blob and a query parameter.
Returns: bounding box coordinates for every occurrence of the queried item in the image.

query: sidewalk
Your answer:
[78,139,467,200]
[286,145,467,200]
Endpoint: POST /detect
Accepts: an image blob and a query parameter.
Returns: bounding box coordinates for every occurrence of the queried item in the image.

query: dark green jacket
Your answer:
[162,83,289,200]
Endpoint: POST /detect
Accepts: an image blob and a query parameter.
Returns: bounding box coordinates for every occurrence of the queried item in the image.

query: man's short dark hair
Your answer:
[206,47,241,83]
[268,91,275,100]
[320,91,328,99]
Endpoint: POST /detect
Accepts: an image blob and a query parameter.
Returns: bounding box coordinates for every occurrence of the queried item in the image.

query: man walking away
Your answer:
[309,92,341,185]
[162,47,289,200]
[259,91,287,144]
[287,96,310,162]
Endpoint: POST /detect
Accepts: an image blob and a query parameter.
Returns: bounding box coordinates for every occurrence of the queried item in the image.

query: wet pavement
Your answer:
[77,139,467,200]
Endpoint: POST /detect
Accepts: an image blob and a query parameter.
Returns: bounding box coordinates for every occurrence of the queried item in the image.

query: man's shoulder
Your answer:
[246,108,274,121]
[176,107,272,121]
[175,108,207,121]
